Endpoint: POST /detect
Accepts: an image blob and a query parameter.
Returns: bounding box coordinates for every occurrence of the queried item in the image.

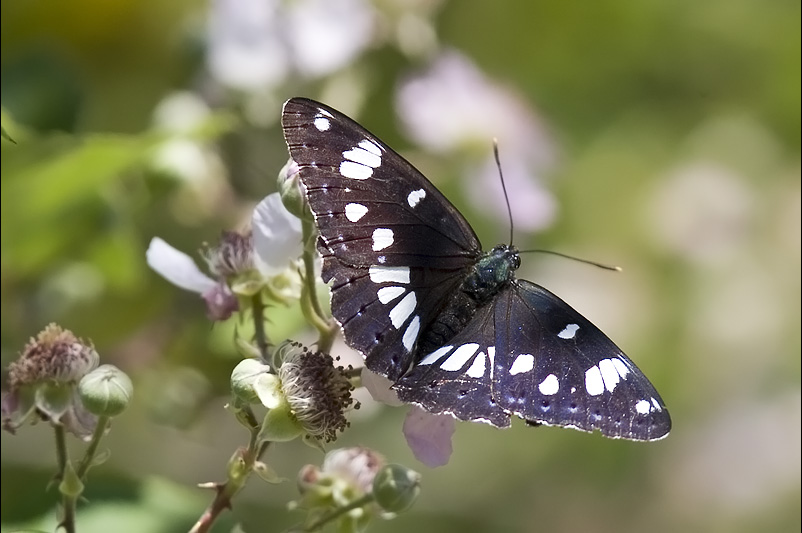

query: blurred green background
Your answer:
[1,1,799,532]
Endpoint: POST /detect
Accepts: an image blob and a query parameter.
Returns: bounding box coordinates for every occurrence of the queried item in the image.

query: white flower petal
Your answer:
[403,407,455,468]
[361,369,403,407]
[252,193,303,276]
[146,237,217,294]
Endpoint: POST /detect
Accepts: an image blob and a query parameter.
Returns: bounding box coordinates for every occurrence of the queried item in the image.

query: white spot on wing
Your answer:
[369,265,410,284]
[558,323,580,339]
[612,358,630,378]
[538,374,559,395]
[598,358,621,392]
[440,343,480,371]
[359,139,382,156]
[339,160,373,180]
[509,353,535,376]
[465,351,487,378]
[314,117,330,131]
[407,188,426,208]
[317,108,333,118]
[651,397,662,411]
[343,146,381,168]
[419,345,452,366]
[402,315,420,351]
[584,365,604,396]
[377,286,405,304]
[344,203,368,222]
[372,228,394,251]
[635,399,651,414]
[389,292,416,328]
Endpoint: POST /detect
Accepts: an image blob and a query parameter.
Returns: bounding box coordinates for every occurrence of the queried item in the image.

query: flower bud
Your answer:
[277,158,308,219]
[371,464,421,513]
[78,365,133,417]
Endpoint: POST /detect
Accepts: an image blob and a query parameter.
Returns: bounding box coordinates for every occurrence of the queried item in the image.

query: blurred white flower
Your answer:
[208,0,376,91]
[396,50,557,231]
[207,0,289,91]
[151,91,222,184]
[402,407,455,468]
[286,0,375,78]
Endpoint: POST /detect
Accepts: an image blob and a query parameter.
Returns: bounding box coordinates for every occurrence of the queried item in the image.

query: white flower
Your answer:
[252,193,303,276]
[396,50,557,231]
[147,193,303,319]
[147,237,238,320]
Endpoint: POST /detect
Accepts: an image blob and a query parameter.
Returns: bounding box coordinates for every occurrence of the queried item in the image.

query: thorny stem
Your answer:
[190,428,274,533]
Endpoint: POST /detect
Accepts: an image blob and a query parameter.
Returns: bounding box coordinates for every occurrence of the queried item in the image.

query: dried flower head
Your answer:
[3,324,100,437]
[8,324,98,388]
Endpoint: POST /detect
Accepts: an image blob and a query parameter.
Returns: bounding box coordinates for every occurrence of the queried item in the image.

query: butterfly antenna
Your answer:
[493,139,515,245]
[519,249,622,272]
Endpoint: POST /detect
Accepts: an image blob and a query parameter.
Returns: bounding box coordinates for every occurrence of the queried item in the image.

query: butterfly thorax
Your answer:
[462,244,520,303]
[414,244,520,358]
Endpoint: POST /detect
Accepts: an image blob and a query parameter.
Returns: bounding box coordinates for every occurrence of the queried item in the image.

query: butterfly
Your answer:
[281,97,671,441]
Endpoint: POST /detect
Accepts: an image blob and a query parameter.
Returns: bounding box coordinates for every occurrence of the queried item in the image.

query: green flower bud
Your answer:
[277,158,308,220]
[78,365,133,417]
[372,464,421,513]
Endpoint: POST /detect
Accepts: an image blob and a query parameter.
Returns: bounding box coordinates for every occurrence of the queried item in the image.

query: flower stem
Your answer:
[251,292,270,359]
[54,425,76,533]
[300,218,338,353]
[75,415,111,479]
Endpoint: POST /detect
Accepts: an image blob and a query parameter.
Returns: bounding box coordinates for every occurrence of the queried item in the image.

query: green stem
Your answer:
[54,425,76,533]
[300,218,338,353]
[75,416,111,479]
[302,494,375,532]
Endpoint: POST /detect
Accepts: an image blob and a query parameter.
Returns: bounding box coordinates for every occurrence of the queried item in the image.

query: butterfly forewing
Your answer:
[282,98,481,380]
[282,98,480,268]
[493,281,671,440]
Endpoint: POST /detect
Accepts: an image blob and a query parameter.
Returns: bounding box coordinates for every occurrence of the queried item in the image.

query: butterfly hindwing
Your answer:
[492,280,671,440]
[394,301,511,428]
